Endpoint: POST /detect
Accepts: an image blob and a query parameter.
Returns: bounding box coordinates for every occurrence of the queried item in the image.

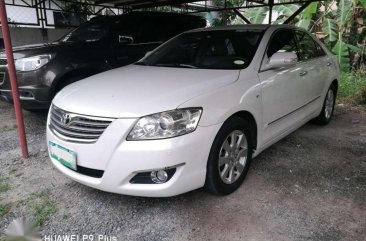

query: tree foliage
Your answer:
[221,0,366,71]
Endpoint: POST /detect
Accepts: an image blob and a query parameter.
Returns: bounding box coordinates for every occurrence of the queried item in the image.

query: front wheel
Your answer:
[205,117,253,195]
[313,84,336,125]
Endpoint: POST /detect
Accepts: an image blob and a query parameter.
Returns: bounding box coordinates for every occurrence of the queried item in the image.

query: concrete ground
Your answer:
[0,100,365,241]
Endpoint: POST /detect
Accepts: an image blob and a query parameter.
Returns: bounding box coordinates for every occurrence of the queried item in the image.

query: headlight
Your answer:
[15,54,52,72]
[127,108,202,140]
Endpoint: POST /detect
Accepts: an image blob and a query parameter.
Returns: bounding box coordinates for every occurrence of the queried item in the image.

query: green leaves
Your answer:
[295,2,318,30]
[323,18,338,42]
[296,19,311,30]
[332,40,349,70]
[302,2,318,19]
[243,7,267,24]
[274,4,300,19]
[359,0,366,8]
[337,0,353,28]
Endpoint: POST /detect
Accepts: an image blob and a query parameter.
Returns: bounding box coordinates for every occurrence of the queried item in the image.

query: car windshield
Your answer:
[60,18,109,43]
[136,30,264,70]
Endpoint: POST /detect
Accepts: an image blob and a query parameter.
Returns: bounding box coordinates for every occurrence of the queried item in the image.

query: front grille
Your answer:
[49,105,114,144]
[0,72,4,85]
[0,58,7,65]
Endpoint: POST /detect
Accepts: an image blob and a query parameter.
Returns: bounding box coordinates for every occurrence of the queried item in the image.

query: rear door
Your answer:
[258,29,308,144]
[107,16,162,68]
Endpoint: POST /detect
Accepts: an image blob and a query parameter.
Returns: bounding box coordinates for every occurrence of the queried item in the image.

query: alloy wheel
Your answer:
[324,89,334,120]
[218,130,248,184]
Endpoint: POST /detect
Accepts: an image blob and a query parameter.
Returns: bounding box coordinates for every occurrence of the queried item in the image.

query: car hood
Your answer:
[53,65,240,118]
[1,42,62,59]
[0,41,98,59]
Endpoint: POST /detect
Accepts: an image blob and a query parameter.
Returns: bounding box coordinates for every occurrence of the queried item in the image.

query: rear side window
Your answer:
[315,41,326,57]
[267,29,298,58]
[295,31,321,60]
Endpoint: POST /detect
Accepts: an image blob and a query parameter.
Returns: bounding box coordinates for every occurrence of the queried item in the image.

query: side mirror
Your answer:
[268,52,298,69]
[118,35,134,45]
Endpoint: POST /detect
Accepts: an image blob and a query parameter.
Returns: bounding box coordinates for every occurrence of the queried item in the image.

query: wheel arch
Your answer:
[227,110,258,151]
[331,79,339,95]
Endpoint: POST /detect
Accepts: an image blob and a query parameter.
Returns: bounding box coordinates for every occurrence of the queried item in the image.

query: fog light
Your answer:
[129,167,179,184]
[151,170,168,184]
[19,91,34,99]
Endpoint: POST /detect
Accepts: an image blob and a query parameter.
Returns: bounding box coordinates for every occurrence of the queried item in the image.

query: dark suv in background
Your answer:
[0,12,206,110]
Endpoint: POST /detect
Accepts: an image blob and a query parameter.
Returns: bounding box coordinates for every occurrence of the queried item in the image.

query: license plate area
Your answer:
[49,141,77,171]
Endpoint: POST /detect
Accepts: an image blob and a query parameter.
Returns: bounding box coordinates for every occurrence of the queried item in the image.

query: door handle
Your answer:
[326,62,332,66]
[299,71,308,76]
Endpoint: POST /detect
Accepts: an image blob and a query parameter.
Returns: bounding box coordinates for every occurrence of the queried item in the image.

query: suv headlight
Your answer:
[15,54,52,72]
[127,108,202,140]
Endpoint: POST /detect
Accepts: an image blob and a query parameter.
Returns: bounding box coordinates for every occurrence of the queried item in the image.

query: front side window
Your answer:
[267,29,298,58]
[295,31,320,61]
[136,30,264,70]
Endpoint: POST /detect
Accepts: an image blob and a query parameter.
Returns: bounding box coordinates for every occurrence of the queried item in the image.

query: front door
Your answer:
[258,29,308,144]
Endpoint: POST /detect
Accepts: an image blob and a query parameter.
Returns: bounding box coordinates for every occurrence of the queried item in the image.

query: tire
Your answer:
[205,116,253,195]
[312,84,336,125]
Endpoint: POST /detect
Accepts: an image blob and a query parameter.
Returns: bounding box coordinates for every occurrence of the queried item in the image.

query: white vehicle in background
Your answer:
[46,25,340,197]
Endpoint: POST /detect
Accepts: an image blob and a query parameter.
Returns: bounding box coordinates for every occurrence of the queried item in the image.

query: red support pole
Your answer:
[0,0,28,158]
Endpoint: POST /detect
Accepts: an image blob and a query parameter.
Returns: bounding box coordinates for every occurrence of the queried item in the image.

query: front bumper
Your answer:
[0,87,51,109]
[46,117,221,197]
[0,66,51,109]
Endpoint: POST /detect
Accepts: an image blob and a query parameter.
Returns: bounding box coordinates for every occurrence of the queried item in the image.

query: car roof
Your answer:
[188,24,297,33]
[92,11,205,21]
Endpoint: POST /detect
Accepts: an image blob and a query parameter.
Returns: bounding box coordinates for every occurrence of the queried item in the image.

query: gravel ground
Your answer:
[0,100,365,241]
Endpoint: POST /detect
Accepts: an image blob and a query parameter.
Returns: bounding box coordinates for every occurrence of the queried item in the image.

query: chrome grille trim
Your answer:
[49,105,114,144]
[0,58,7,66]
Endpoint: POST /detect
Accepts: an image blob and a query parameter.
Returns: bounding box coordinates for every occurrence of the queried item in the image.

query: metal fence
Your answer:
[4,0,128,28]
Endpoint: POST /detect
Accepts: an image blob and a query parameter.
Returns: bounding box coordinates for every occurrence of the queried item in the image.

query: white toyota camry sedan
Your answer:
[47,25,340,197]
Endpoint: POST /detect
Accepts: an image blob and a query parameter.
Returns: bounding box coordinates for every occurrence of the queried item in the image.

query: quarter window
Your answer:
[315,41,326,57]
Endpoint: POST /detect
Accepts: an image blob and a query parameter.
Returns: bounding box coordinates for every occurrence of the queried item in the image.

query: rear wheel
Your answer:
[313,84,336,125]
[205,117,253,195]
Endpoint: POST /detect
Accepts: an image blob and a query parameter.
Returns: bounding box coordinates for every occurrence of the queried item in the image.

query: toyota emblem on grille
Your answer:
[60,113,71,125]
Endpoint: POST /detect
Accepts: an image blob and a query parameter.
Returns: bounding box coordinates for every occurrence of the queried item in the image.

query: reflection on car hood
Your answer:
[53,65,240,118]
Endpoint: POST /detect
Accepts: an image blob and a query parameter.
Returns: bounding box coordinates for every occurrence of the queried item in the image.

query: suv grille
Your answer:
[0,72,4,85]
[49,105,114,144]
[0,58,7,65]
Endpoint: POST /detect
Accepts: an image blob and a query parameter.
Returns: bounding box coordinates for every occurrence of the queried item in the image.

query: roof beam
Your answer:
[95,0,123,4]
[131,0,199,9]
[284,0,314,24]
[233,9,251,24]
[115,0,153,7]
